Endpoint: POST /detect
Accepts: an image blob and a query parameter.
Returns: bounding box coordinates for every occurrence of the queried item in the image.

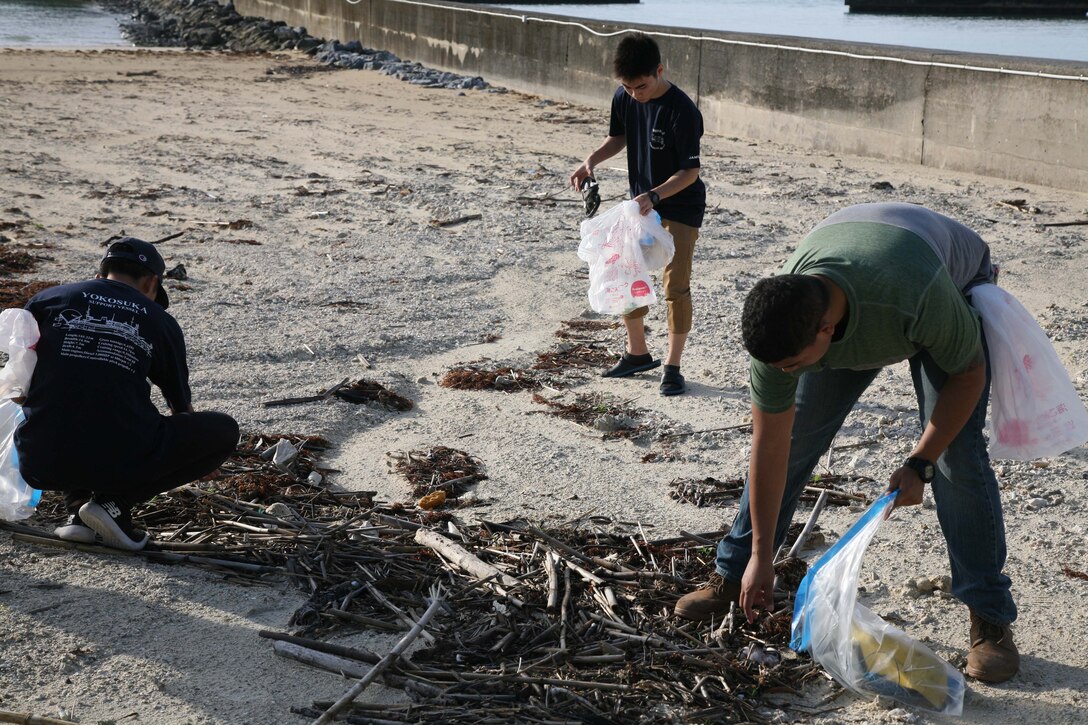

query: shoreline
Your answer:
[0,47,1086,724]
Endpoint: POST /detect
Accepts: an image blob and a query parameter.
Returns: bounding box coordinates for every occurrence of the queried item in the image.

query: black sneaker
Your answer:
[660,365,686,396]
[79,499,149,551]
[54,511,101,545]
[602,352,661,378]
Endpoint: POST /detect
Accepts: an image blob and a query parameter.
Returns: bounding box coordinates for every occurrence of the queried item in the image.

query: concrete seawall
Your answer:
[236,0,1088,191]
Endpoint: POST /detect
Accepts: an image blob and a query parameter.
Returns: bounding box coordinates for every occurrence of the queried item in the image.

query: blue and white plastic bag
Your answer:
[791,492,964,715]
[0,308,41,521]
[577,200,675,315]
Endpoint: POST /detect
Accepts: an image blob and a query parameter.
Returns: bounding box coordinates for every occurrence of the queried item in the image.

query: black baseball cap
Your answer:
[102,237,170,309]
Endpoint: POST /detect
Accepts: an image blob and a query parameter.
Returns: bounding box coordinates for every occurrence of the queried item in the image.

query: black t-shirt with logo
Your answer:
[15,279,191,489]
[609,83,707,228]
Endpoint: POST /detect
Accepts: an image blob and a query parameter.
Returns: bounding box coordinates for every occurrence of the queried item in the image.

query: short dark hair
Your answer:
[99,257,156,281]
[613,33,661,80]
[742,275,830,363]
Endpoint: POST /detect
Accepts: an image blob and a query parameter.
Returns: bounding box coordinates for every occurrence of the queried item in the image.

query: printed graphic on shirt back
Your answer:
[53,307,153,373]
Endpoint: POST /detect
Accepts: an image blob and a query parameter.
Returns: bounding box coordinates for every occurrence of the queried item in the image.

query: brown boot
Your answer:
[966,610,1020,683]
[674,573,741,622]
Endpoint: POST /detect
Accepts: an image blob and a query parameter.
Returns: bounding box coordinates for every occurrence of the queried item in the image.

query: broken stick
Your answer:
[414,528,520,589]
[261,377,350,408]
[310,590,445,725]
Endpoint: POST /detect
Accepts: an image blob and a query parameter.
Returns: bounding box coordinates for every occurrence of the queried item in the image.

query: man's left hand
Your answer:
[888,466,924,508]
[633,192,654,216]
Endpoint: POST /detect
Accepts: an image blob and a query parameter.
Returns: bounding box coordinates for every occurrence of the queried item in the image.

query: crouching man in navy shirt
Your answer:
[570,32,707,396]
[15,238,239,551]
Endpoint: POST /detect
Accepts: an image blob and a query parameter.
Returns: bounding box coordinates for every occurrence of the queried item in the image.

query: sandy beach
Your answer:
[1,47,1086,724]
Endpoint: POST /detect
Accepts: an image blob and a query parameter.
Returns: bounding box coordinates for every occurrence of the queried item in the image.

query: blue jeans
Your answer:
[715,340,1017,626]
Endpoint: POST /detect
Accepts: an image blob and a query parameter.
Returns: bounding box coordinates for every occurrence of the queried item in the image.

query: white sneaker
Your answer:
[79,500,149,551]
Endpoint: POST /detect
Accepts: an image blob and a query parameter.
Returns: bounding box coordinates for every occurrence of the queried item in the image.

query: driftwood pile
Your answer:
[5,434,843,724]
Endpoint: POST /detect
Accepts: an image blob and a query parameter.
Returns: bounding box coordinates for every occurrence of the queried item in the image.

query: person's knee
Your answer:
[214,413,240,450]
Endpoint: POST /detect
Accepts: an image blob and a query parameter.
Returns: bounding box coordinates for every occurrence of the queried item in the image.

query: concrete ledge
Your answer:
[235,0,1088,191]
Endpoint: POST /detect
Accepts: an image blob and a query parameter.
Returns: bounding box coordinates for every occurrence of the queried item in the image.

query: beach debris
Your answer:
[531,392,647,439]
[0,710,79,725]
[670,475,870,509]
[164,263,187,280]
[417,490,447,510]
[997,199,1040,214]
[332,379,413,410]
[440,363,539,392]
[262,378,412,410]
[429,213,482,228]
[387,446,486,499]
[9,431,831,723]
[870,180,895,190]
[553,317,620,340]
[262,378,351,407]
[1061,565,1088,581]
[0,280,58,308]
[531,341,617,372]
[0,245,42,276]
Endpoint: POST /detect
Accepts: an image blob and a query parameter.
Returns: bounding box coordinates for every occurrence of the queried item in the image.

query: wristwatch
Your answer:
[904,456,936,483]
[648,190,661,207]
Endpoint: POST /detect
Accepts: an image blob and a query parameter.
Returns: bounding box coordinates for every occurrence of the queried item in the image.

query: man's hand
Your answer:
[888,465,925,508]
[569,160,594,190]
[633,192,654,216]
[740,554,776,622]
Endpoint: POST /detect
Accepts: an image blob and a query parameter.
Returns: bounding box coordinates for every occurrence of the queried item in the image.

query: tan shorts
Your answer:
[624,218,698,335]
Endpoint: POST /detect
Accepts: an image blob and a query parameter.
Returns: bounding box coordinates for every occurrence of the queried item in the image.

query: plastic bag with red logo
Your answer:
[577,200,674,315]
[970,283,1088,460]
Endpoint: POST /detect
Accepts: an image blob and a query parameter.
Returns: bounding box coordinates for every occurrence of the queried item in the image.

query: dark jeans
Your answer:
[715,340,1017,627]
[65,411,239,512]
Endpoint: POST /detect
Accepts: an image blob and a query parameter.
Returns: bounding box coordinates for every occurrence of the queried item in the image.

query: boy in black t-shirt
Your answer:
[15,238,239,551]
[570,33,707,396]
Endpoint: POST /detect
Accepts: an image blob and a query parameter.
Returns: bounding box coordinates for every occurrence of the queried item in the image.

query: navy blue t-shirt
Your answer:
[609,83,707,228]
[15,279,191,489]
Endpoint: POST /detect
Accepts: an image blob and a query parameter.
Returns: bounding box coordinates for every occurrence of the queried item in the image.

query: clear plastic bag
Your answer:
[970,284,1088,460]
[0,308,39,399]
[0,399,39,521]
[577,200,675,315]
[791,492,965,715]
[0,308,41,520]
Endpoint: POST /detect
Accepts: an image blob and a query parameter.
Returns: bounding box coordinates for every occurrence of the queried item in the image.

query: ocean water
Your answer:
[0,0,129,48]
[501,0,1088,63]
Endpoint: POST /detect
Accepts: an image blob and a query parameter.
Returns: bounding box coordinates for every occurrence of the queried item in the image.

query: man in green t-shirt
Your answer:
[675,203,1019,683]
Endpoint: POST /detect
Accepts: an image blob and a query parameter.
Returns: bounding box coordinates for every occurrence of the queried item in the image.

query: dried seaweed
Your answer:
[387,446,487,498]
[531,342,617,371]
[0,279,58,307]
[0,246,42,275]
[439,364,538,392]
[531,392,646,438]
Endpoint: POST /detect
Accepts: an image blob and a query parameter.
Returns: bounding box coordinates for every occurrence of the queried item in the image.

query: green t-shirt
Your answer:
[751,204,991,413]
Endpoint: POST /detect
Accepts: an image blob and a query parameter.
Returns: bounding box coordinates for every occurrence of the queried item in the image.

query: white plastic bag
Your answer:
[970,284,1088,460]
[0,308,39,399]
[577,200,675,315]
[0,308,41,520]
[0,399,39,521]
[791,492,964,715]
